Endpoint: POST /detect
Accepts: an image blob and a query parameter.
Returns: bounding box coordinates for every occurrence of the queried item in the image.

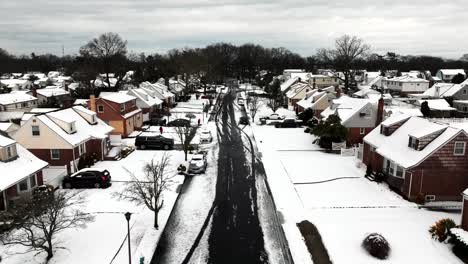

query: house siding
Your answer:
[347,127,373,146]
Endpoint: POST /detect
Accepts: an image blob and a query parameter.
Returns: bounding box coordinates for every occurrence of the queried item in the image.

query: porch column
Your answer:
[462,189,468,231]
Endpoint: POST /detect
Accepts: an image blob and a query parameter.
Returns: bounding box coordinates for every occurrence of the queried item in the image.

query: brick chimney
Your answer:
[89,94,96,112]
[375,97,384,126]
[462,189,468,231]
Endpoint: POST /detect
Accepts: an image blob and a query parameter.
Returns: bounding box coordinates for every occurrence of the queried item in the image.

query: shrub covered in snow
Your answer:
[450,228,468,260]
[362,233,390,259]
[429,218,456,242]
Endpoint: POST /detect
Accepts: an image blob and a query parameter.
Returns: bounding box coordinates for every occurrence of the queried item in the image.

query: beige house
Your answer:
[0,93,38,112]
[307,74,340,89]
[285,82,314,111]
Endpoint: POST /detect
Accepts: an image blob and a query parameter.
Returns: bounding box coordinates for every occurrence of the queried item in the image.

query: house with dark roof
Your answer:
[363,115,468,202]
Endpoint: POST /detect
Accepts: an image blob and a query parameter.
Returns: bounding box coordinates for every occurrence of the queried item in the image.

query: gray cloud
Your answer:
[1,0,467,58]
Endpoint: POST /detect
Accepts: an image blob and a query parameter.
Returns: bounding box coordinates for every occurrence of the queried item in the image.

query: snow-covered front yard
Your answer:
[0,150,186,264]
[252,124,464,264]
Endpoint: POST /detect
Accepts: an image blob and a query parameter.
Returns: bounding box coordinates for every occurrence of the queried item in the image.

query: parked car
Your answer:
[199,129,213,143]
[267,113,285,120]
[62,168,111,189]
[144,117,167,126]
[135,135,174,150]
[275,118,300,128]
[239,116,249,125]
[167,118,191,127]
[188,153,208,174]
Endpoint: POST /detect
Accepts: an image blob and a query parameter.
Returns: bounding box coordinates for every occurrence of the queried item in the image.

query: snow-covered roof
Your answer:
[0,134,15,146]
[0,122,16,132]
[326,97,377,125]
[420,82,466,98]
[36,87,70,97]
[101,93,135,104]
[0,93,37,105]
[385,75,428,83]
[122,108,142,119]
[418,99,455,111]
[450,228,468,246]
[364,117,463,168]
[464,188,468,197]
[438,69,466,76]
[128,88,162,107]
[381,113,412,127]
[0,136,48,191]
[73,99,89,106]
[280,76,300,92]
[384,107,423,118]
[0,79,29,88]
[27,107,113,146]
[285,82,312,99]
[353,87,381,97]
[140,82,174,100]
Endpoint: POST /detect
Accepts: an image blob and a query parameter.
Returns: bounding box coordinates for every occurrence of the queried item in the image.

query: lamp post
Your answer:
[124,212,132,264]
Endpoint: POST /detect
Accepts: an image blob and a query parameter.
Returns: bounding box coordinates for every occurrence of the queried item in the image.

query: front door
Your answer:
[0,191,6,211]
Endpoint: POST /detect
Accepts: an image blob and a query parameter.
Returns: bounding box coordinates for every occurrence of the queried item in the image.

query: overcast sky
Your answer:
[1,0,467,58]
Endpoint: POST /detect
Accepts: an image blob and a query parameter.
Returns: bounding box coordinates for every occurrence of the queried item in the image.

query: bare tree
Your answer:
[0,191,94,262]
[248,95,261,120]
[317,35,370,92]
[79,32,128,89]
[174,126,197,161]
[117,153,174,229]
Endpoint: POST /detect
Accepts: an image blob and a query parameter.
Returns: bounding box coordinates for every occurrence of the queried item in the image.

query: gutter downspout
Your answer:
[407,170,413,200]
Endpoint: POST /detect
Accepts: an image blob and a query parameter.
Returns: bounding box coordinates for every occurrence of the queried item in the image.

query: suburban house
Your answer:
[285,82,314,111]
[363,115,468,202]
[383,76,430,95]
[89,93,143,137]
[0,134,48,211]
[321,96,384,146]
[296,86,336,117]
[0,122,20,136]
[280,76,300,94]
[13,106,113,174]
[411,81,468,100]
[283,69,305,80]
[29,86,71,107]
[436,69,466,83]
[0,92,38,112]
[126,88,163,121]
[307,74,340,89]
[169,79,186,100]
[140,81,175,110]
[417,99,455,118]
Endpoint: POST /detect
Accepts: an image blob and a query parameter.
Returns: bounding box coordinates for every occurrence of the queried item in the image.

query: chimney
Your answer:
[434,85,440,98]
[89,94,96,112]
[462,190,468,231]
[375,97,384,126]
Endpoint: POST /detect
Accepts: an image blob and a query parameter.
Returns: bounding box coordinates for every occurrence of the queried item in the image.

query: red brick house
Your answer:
[321,96,384,146]
[363,115,468,202]
[89,93,143,137]
[0,134,48,211]
[13,106,114,174]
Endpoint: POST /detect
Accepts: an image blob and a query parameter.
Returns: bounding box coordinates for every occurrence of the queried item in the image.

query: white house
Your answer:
[436,69,466,83]
[0,93,38,112]
[383,76,429,94]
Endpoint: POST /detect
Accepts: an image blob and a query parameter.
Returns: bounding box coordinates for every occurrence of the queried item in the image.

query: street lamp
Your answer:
[124,212,132,264]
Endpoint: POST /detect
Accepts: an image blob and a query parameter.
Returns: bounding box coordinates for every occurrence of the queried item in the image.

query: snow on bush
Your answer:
[362,233,391,259]
[429,218,456,242]
[451,228,468,246]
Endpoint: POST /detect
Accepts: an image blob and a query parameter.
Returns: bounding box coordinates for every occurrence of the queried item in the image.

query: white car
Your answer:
[267,113,285,120]
[199,129,213,143]
[188,153,207,174]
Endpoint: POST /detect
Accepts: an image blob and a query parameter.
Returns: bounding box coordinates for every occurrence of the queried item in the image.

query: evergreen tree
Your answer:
[311,114,347,149]
[451,73,466,84]
[420,101,431,117]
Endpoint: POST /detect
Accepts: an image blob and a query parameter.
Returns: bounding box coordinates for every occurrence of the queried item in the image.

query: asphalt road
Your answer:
[151,87,293,264]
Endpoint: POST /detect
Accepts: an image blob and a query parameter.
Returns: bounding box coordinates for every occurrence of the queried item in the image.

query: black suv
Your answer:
[275,118,299,128]
[62,169,111,189]
[135,135,174,150]
[144,117,167,126]
[167,118,191,127]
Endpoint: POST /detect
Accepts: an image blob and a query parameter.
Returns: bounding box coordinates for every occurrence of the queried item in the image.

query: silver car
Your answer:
[188,153,207,174]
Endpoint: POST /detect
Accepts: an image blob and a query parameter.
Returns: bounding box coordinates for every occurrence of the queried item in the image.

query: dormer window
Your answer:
[6,145,12,159]
[408,136,419,150]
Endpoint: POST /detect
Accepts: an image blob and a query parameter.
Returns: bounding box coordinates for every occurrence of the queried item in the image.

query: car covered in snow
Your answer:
[266,113,285,120]
[188,153,207,174]
[199,129,213,143]
[62,168,111,189]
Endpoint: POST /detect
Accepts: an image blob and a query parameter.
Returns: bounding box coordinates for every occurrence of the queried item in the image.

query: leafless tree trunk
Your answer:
[116,153,174,229]
[174,126,197,161]
[0,191,94,262]
[249,95,261,120]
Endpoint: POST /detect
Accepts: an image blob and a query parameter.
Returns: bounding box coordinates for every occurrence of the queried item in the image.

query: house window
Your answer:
[30,174,37,188]
[360,128,366,135]
[79,143,86,155]
[120,104,125,112]
[32,125,40,136]
[454,141,466,156]
[408,137,418,149]
[395,165,404,178]
[6,146,12,158]
[97,105,104,113]
[463,90,467,95]
[18,179,28,192]
[388,161,394,175]
[51,149,60,160]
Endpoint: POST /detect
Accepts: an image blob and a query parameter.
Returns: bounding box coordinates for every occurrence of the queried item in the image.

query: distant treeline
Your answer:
[1,44,468,84]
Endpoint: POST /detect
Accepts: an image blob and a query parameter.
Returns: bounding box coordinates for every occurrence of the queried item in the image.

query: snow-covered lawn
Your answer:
[0,149,186,264]
[252,124,463,264]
